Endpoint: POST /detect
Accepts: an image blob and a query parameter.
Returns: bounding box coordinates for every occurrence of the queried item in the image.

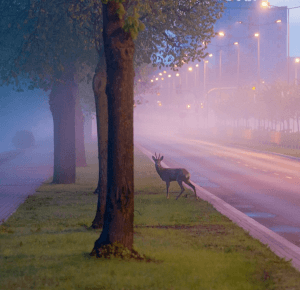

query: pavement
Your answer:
[0,140,53,224]
[135,141,300,273]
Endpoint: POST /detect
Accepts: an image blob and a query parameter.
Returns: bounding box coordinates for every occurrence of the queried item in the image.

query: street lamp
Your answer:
[234,42,240,86]
[254,33,260,85]
[261,1,300,84]
[218,32,225,82]
[295,58,300,85]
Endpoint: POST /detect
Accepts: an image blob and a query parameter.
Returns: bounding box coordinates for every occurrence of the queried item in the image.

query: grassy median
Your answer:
[1,142,300,289]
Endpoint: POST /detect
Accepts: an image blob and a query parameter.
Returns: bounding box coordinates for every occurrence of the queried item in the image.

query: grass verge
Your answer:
[184,133,300,159]
[1,142,300,289]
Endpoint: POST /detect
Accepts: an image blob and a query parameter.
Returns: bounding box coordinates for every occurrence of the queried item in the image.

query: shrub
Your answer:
[12,130,35,149]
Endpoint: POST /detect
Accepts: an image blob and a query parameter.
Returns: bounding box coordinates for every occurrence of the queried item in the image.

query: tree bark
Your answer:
[49,67,77,184]
[91,53,108,229]
[75,96,87,167]
[91,1,135,254]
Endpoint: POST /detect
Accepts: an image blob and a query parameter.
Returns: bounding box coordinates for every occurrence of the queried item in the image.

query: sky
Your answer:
[271,0,300,56]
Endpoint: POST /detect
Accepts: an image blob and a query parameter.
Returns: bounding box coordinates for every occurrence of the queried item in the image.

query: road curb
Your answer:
[135,141,300,272]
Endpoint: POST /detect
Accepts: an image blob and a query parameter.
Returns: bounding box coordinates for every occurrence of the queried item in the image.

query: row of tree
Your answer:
[211,82,300,133]
[0,0,225,259]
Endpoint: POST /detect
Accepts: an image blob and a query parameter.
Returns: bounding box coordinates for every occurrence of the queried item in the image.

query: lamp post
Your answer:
[204,60,209,129]
[218,32,225,83]
[234,42,240,86]
[254,33,260,85]
[261,1,300,85]
[295,58,300,85]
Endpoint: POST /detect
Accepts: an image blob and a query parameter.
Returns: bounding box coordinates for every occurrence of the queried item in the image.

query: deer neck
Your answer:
[155,163,165,179]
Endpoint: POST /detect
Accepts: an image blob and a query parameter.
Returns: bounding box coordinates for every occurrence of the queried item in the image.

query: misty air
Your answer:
[1,0,300,289]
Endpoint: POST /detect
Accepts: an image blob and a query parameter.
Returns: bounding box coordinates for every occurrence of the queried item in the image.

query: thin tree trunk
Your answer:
[75,96,87,167]
[91,1,135,255]
[49,68,76,184]
[91,53,108,229]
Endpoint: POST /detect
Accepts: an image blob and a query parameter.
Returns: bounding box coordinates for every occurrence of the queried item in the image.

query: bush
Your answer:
[12,130,35,149]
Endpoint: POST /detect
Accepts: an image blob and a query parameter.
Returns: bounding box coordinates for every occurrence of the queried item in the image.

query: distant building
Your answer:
[145,0,290,108]
[209,0,287,86]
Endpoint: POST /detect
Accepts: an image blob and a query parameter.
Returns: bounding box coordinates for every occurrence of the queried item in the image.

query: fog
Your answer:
[0,86,53,153]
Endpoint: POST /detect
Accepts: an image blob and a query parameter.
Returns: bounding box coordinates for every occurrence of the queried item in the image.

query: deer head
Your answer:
[152,152,164,165]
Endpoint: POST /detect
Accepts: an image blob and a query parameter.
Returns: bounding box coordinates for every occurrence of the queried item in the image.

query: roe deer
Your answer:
[152,153,198,200]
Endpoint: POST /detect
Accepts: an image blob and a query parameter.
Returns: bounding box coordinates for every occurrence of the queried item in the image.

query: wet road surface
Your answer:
[135,132,300,247]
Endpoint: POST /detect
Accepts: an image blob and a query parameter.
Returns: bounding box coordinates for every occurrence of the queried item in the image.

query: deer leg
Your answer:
[185,180,198,200]
[166,181,170,199]
[176,179,185,200]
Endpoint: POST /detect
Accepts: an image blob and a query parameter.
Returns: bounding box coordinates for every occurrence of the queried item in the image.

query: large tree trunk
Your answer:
[75,96,87,167]
[91,1,135,255]
[91,53,108,229]
[49,68,77,184]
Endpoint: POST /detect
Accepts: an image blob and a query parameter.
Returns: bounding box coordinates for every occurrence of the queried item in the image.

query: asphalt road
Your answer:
[0,140,53,224]
[134,132,300,248]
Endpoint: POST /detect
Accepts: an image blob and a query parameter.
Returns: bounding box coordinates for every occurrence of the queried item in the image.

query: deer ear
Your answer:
[160,156,164,161]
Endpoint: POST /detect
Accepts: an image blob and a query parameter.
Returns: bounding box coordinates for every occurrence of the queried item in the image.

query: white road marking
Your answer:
[286,176,292,179]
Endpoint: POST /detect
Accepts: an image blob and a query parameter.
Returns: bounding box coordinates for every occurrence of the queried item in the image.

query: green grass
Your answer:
[1,142,300,289]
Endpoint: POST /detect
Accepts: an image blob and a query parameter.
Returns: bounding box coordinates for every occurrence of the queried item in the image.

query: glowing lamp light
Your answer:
[209,53,213,57]
[205,60,208,63]
[163,71,166,73]
[155,78,158,80]
[254,33,259,37]
[168,74,171,77]
[234,42,238,45]
[295,58,300,63]
[176,73,180,77]
[186,104,191,109]
[237,21,242,24]
[261,1,269,7]
[276,19,282,23]
[161,78,164,80]
[252,86,256,90]
[188,67,193,71]
[196,64,199,67]
[218,31,225,37]
[151,80,154,82]
[159,73,162,76]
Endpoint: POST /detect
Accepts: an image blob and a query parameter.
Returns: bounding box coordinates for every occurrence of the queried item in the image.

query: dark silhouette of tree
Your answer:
[0,0,97,183]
